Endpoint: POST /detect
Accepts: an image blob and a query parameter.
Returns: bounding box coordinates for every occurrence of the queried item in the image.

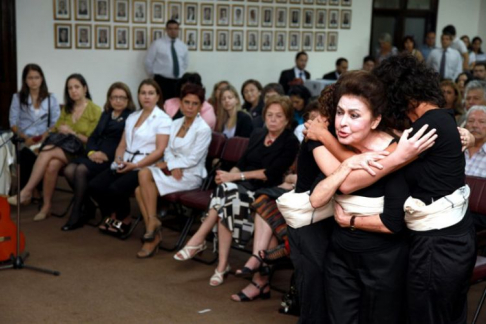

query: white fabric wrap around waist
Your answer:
[404,185,470,231]
[276,190,384,229]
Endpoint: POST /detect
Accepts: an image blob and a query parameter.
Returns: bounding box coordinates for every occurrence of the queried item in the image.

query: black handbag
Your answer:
[41,133,84,155]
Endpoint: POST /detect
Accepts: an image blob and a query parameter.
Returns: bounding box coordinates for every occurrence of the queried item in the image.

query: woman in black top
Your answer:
[61,82,135,230]
[215,84,253,138]
[241,79,264,120]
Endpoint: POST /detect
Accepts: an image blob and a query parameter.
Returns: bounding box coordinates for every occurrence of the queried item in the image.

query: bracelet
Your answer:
[240,173,246,181]
[350,216,356,231]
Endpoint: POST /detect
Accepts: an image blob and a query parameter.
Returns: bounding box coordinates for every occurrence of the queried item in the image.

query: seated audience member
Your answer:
[173,96,299,291]
[241,79,264,120]
[251,83,286,129]
[288,85,312,128]
[215,85,253,138]
[294,100,320,142]
[9,64,60,191]
[443,25,469,71]
[362,55,375,72]
[465,80,486,111]
[163,73,216,129]
[89,79,171,236]
[464,105,486,178]
[471,37,486,62]
[375,33,398,64]
[61,82,135,231]
[8,74,101,222]
[322,57,348,80]
[402,35,424,62]
[134,84,211,258]
[440,80,464,123]
[208,80,229,116]
[427,33,462,80]
[278,51,311,94]
[456,72,472,98]
[420,31,437,61]
[473,61,486,81]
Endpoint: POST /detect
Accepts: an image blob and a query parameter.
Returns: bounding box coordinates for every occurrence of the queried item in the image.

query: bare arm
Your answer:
[114,131,127,162]
[334,202,392,233]
[215,167,267,184]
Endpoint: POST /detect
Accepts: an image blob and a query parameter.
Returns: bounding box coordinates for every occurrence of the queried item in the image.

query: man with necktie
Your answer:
[145,20,189,103]
[426,34,462,81]
[278,51,312,94]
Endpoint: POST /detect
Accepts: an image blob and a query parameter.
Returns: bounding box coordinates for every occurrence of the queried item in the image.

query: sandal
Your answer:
[232,281,271,302]
[142,215,162,242]
[99,217,114,233]
[174,242,207,261]
[235,254,265,278]
[137,232,161,259]
[259,243,290,264]
[209,264,231,286]
[108,219,132,236]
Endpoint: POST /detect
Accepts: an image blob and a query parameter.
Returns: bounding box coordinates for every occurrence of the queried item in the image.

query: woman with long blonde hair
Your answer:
[215,84,253,138]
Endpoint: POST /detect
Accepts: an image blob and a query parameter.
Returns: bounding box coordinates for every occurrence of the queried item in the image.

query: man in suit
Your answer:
[322,57,348,80]
[278,51,311,94]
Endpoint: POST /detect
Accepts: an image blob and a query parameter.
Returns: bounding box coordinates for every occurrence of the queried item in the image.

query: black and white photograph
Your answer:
[328,9,339,28]
[115,26,129,49]
[275,31,286,51]
[261,31,272,51]
[95,25,110,49]
[327,31,337,51]
[290,8,301,28]
[247,30,258,51]
[217,5,230,26]
[231,30,244,51]
[302,32,313,51]
[133,27,147,49]
[185,29,197,50]
[201,4,213,26]
[290,0,301,3]
[133,1,147,23]
[54,0,71,20]
[168,2,182,23]
[276,8,287,28]
[114,0,129,22]
[217,30,229,51]
[151,1,164,24]
[316,0,327,4]
[342,0,352,6]
[232,5,244,27]
[276,0,288,3]
[94,0,109,21]
[151,27,164,43]
[329,0,339,5]
[341,10,351,29]
[316,9,326,28]
[304,0,314,4]
[75,0,91,20]
[201,29,213,51]
[54,23,71,48]
[184,3,197,25]
[75,24,91,49]
[303,9,313,28]
[247,6,259,27]
[262,7,273,28]
[289,31,300,51]
[315,32,326,51]
[262,0,274,2]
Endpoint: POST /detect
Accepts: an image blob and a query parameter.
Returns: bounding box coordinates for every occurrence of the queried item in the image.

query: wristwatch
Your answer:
[240,173,246,181]
[350,216,356,231]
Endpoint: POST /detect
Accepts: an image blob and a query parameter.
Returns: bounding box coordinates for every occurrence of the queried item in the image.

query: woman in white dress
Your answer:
[135,84,212,258]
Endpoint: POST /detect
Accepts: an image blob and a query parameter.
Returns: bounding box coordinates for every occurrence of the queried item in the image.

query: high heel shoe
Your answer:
[8,194,32,206]
[137,231,161,258]
[142,215,162,242]
[235,254,265,278]
[210,264,231,286]
[231,281,271,302]
[33,211,49,221]
[173,241,207,261]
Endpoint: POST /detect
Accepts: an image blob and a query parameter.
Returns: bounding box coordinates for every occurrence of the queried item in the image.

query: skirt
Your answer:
[252,194,288,243]
[148,166,202,196]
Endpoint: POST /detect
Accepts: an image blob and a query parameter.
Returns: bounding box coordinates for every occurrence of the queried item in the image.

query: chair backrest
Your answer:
[220,136,249,163]
[466,176,486,215]
[207,132,226,160]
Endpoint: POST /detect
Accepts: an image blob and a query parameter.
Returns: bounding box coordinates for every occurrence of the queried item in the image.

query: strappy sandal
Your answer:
[259,243,290,264]
[209,264,231,286]
[142,215,162,242]
[108,220,132,237]
[235,254,265,278]
[173,241,207,261]
[232,281,271,302]
[99,217,114,233]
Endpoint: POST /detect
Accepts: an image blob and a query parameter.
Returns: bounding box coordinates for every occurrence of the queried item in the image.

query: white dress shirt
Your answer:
[426,47,462,80]
[145,36,189,79]
[294,67,307,81]
[451,38,468,54]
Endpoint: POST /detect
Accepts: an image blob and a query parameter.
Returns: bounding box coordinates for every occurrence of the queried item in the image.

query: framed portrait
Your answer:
[275,8,287,28]
[201,29,213,51]
[290,0,301,3]
[247,30,258,51]
[114,0,129,22]
[151,27,165,43]
[289,8,301,28]
[184,3,197,25]
[261,7,273,28]
[185,28,197,51]
[315,32,326,51]
[275,31,286,51]
[94,0,109,21]
[114,26,129,50]
[217,5,230,26]
[151,1,165,24]
[247,6,259,27]
[316,9,326,28]
[95,25,110,49]
[54,23,72,49]
[133,1,147,23]
[262,0,274,2]
[75,24,91,49]
[276,0,288,3]
[231,30,244,51]
[342,0,352,6]
[133,27,147,50]
[303,0,314,4]
[201,4,214,26]
[328,9,339,29]
[288,31,300,51]
[329,0,339,5]
[168,2,182,23]
[216,30,229,51]
[261,31,272,51]
[303,9,313,28]
[75,0,91,20]
[316,0,327,4]
[302,32,313,51]
[327,32,338,51]
[232,5,244,27]
[341,10,351,29]
[53,0,71,20]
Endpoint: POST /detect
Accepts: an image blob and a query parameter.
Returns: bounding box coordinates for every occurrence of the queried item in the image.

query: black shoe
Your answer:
[61,221,84,231]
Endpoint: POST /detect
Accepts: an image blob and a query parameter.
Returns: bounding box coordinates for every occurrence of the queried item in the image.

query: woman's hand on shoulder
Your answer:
[342,151,389,176]
[303,116,329,142]
[394,124,437,163]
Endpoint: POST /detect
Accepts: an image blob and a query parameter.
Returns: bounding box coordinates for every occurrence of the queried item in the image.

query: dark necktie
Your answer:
[299,71,304,79]
[439,49,446,78]
[171,39,180,78]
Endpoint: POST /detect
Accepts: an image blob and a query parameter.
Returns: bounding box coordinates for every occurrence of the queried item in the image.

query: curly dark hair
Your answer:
[372,54,445,130]
[318,83,337,123]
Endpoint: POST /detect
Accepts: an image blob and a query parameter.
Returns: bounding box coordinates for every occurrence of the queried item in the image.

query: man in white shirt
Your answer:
[442,25,469,71]
[426,34,462,81]
[145,20,188,103]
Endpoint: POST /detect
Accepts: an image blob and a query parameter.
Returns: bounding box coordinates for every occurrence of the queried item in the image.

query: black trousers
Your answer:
[88,168,139,221]
[407,225,476,324]
[325,240,408,324]
[154,74,179,103]
[18,147,39,190]
[288,218,333,324]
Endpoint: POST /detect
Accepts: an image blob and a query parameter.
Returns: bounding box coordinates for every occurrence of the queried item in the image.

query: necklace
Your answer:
[265,134,277,146]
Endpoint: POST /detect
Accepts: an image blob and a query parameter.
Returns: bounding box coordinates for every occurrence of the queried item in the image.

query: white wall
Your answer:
[16,0,372,106]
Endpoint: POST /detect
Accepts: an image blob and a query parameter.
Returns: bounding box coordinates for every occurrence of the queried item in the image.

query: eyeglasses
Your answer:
[110,96,128,101]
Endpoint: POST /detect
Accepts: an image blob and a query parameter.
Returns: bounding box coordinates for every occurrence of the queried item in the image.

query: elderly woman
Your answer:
[440,79,464,123]
[215,84,253,138]
[376,33,398,64]
[174,96,300,289]
[134,84,211,258]
[61,82,135,231]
